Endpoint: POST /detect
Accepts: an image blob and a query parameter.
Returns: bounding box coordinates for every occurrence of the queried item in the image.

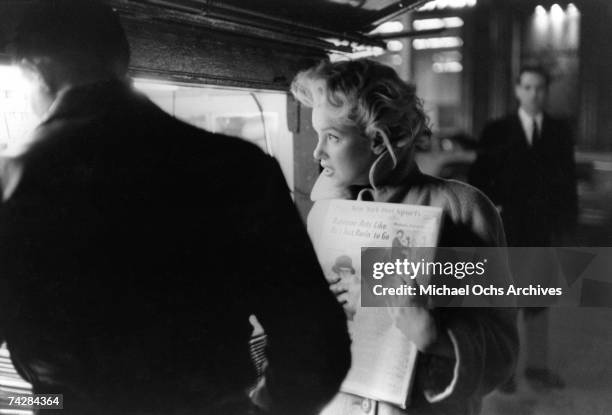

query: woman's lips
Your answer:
[322,166,333,176]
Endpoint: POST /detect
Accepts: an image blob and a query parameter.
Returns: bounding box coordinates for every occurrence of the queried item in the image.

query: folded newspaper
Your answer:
[308,199,443,408]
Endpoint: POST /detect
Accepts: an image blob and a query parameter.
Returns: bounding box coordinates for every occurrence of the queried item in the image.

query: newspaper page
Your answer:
[309,199,443,409]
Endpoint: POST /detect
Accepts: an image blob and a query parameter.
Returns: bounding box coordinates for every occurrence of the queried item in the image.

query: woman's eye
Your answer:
[327,134,340,143]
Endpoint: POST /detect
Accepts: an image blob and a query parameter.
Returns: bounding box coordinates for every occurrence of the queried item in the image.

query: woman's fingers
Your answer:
[327,276,342,285]
[336,292,349,305]
[329,282,348,296]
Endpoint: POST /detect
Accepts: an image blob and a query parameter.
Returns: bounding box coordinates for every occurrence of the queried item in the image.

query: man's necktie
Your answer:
[532,117,540,145]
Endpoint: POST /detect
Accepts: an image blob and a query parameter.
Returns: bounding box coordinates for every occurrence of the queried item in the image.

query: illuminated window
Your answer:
[0,67,293,191]
[0,66,38,154]
[133,80,293,191]
[432,51,463,73]
[413,17,464,31]
[370,21,404,35]
[411,26,465,137]
[432,61,463,73]
[412,36,464,50]
[330,45,385,61]
[418,0,477,11]
[386,40,404,52]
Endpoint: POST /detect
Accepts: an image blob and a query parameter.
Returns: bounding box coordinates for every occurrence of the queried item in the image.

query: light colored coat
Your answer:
[308,145,518,415]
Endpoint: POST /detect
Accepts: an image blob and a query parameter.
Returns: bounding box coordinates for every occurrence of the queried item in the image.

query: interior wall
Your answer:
[468,2,517,139]
[288,97,318,223]
[578,0,612,151]
[123,17,325,91]
[0,3,325,91]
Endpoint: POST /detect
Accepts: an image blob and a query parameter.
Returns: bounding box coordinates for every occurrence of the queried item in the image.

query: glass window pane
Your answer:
[0,65,38,155]
[0,68,294,192]
[134,79,294,192]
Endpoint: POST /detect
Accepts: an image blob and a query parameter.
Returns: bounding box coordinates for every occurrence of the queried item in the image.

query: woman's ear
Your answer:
[370,131,386,155]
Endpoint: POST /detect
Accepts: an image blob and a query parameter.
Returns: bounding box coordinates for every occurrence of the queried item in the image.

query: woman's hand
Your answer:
[384,275,438,352]
[387,305,438,352]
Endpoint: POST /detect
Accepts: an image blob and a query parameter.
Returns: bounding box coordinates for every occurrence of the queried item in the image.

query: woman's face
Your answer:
[312,101,376,187]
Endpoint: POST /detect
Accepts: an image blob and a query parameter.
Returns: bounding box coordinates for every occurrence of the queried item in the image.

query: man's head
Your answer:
[7,0,130,116]
[515,65,549,116]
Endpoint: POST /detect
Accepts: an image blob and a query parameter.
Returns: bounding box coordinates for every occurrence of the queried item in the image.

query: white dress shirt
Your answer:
[518,107,543,146]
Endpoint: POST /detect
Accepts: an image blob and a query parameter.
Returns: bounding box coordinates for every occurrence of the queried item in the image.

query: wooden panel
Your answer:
[0,2,326,91]
[124,17,325,90]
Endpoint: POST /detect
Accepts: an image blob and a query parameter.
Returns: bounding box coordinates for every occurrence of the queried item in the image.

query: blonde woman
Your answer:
[291,60,518,415]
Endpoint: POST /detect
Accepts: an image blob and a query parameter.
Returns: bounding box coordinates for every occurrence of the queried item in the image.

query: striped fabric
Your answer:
[0,345,33,414]
[0,334,268,414]
[249,333,268,378]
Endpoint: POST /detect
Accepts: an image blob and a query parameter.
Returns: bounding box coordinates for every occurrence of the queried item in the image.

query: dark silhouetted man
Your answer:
[0,1,350,414]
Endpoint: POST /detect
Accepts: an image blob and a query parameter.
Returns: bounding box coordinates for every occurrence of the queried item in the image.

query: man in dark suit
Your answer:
[469,65,577,247]
[469,65,578,391]
[0,1,350,414]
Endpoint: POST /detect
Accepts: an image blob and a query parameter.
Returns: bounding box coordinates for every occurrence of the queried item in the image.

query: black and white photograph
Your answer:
[1,0,611,414]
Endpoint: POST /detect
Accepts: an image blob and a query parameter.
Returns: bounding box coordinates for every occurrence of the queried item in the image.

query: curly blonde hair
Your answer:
[291,59,431,166]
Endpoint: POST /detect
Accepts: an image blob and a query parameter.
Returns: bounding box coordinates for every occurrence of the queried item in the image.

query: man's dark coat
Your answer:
[469,113,578,246]
[0,81,350,415]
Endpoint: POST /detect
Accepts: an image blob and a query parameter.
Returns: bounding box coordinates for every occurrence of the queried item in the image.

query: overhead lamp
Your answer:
[567,3,580,16]
[550,4,564,20]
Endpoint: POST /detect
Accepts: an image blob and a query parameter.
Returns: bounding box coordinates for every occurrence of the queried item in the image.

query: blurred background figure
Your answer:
[469,65,577,247]
[469,65,577,393]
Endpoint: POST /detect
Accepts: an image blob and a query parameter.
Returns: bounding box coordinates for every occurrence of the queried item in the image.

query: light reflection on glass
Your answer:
[371,21,404,34]
[0,65,38,155]
[413,37,463,50]
[413,17,464,31]
[387,40,404,52]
